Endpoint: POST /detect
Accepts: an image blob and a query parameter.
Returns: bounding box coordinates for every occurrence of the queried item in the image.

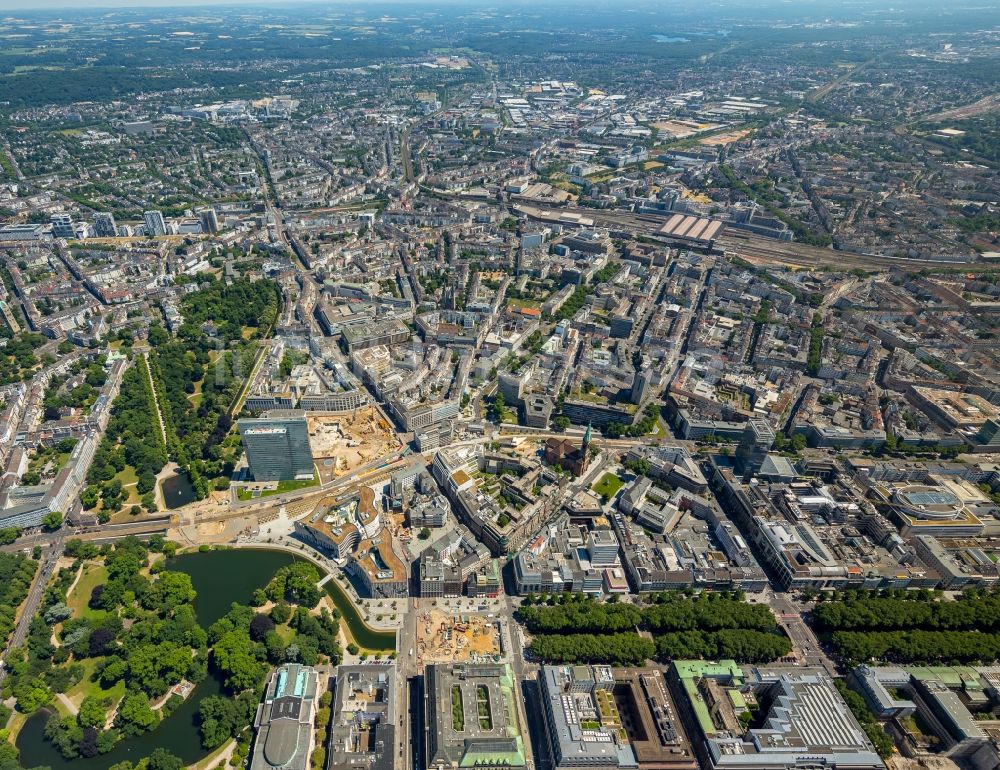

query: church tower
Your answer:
[581,422,592,470]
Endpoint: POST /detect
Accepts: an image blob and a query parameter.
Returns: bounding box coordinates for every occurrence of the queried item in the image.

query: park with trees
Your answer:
[0,331,48,386]
[23,537,208,759]
[0,538,341,767]
[149,277,280,499]
[83,357,167,519]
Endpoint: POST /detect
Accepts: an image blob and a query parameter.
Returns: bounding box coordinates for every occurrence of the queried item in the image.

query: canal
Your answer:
[17,549,299,770]
[323,578,396,652]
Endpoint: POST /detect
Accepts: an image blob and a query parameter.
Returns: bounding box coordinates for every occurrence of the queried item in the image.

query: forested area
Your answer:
[806,313,825,376]
[551,284,591,321]
[150,278,280,499]
[259,562,324,609]
[814,590,1000,665]
[0,65,304,110]
[926,114,1000,168]
[197,562,340,750]
[520,593,777,633]
[149,339,248,499]
[176,278,279,342]
[831,630,1000,666]
[642,595,778,632]
[520,593,791,665]
[84,358,167,518]
[518,601,642,634]
[654,630,791,663]
[592,262,622,284]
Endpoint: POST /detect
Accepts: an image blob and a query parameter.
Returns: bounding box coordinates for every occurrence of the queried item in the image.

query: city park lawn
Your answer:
[64,656,126,709]
[593,473,626,500]
[66,563,109,621]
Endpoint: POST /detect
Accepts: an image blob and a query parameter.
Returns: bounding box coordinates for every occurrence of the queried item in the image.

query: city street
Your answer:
[769,589,838,675]
[1,534,63,676]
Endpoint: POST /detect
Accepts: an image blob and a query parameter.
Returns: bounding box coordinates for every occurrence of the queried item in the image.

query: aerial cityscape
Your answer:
[0,2,999,770]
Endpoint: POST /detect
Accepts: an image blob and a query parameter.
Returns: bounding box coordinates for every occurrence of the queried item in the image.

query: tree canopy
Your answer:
[814,589,1000,665]
[522,594,790,665]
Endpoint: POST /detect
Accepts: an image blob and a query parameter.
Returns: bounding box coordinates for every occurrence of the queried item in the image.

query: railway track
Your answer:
[716,230,982,271]
[517,202,983,271]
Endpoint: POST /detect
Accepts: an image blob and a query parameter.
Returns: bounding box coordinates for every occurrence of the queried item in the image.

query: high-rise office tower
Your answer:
[238,410,314,482]
[736,418,775,474]
[976,419,1000,450]
[143,210,167,237]
[631,367,655,405]
[94,212,118,238]
[199,207,220,234]
[50,214,75,239]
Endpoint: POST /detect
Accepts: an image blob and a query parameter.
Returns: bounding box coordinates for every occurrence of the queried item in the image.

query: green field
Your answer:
[113,465,139,486]
[66,563,109,621]
[237,470,319,500]
[64,656,126,708]
[593,473,625,500]
[273,473,319,494]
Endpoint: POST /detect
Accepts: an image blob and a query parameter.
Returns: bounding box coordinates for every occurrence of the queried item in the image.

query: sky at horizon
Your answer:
[0,0,983,18]
[0,0,327,9]
[0,0,942,9]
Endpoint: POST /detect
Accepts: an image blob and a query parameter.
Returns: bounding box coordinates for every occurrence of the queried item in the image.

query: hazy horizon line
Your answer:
[0,0,940,11]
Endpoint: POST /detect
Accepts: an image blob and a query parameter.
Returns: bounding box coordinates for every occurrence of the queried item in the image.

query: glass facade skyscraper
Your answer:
[238,410,314,481]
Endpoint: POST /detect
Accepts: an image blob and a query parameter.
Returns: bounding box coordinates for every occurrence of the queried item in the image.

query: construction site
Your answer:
[308,406,402,483]
[650,119,721,138]
[416,609,503,665]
